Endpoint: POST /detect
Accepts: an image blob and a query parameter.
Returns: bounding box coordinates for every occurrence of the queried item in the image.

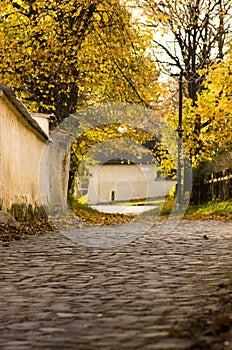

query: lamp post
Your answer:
[176,70,184,211]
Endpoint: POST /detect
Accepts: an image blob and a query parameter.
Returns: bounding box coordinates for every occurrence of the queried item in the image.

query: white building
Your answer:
[86,160,176,205]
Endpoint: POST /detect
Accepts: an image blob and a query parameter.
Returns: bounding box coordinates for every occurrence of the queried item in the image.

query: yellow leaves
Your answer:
[180,55,232,166]
[0,0,162,120]
[31,3,37,11]
[25,47,33,56]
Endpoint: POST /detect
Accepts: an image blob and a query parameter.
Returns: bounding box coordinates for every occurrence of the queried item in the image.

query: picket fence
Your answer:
[191,168,232,204]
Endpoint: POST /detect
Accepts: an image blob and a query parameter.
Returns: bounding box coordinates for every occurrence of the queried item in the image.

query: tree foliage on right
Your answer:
[136,0,231,97]
[184,51,232,169]
[135,0,232,169]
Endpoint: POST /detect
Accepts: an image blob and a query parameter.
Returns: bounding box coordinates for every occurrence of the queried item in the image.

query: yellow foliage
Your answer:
[0,0,161,122]
[182,55,232,167]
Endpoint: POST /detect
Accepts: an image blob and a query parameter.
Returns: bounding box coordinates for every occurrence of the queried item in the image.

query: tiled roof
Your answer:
[0,84,49,141]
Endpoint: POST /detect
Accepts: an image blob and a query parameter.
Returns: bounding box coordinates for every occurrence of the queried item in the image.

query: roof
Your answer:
[0,84,49,141]
[103,158,136,165]
[30,112,53,119]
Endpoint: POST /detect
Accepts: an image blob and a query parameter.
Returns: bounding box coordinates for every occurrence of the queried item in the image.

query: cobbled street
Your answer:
[1,220,232,350]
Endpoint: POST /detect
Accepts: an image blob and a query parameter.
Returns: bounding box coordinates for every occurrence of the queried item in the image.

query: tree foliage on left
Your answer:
[0,0,161,125]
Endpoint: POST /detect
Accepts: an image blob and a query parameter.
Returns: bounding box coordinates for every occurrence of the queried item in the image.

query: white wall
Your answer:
[48,131,71,213]
[87,164,176,204]
[0,91,50,213]
[31,113,50,136]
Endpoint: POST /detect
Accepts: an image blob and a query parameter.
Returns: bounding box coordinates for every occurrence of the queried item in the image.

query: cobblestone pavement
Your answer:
[1,220,232,350]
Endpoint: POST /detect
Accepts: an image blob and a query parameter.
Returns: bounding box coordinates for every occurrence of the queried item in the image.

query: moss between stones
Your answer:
[9,203,47,222]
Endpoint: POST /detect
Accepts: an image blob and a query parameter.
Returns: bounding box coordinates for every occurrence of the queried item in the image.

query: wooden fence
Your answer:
[191,168,232,204]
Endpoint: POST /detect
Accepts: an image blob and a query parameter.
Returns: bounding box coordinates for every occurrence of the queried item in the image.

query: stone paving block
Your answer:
[0,220,232,349]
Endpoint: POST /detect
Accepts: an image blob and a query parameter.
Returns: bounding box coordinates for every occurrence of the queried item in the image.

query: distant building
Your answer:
[85,159,176,205]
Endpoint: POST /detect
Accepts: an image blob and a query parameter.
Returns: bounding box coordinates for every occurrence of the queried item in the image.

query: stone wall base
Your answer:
[8,203,47,222]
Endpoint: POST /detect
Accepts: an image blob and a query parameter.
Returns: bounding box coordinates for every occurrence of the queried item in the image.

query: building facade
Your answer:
[87,163,176,205]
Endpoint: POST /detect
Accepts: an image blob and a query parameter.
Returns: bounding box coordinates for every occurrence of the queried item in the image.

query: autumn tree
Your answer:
[183,52,232,168]
[135,0,231,100]
[1,0,173,200]
[0,0,161,125]
[133,0,232,163]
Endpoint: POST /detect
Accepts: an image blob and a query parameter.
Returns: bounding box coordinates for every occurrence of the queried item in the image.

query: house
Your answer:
[0,85,70,220]
[81,159,176,205]
[76,138,176,205]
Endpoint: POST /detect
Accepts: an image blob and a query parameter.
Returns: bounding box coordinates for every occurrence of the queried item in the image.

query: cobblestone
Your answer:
[0,220,232,349]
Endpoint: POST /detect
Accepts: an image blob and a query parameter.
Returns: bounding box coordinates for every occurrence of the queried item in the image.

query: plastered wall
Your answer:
[0,92,50,214]
[87,164,176,204]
